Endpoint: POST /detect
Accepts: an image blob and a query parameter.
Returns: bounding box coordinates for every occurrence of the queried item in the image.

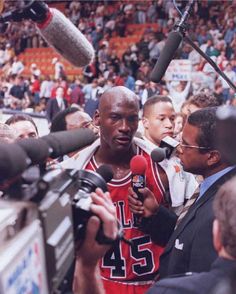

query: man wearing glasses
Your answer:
[128,107,236,278]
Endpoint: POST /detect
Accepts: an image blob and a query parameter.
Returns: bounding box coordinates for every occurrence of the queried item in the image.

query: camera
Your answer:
[0,164,115,294]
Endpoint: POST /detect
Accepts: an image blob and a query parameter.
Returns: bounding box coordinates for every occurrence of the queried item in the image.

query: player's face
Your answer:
[97,98,139,152]
[143,102,175,145]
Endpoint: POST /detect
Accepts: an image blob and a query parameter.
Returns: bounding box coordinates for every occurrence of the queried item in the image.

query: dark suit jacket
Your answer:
[146,257,236,294]
[46,98,68,122]
[140,167,236,278]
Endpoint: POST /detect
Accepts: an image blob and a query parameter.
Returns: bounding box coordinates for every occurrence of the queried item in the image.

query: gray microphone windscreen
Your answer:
[151,147,166,163]
[38,8,95,67]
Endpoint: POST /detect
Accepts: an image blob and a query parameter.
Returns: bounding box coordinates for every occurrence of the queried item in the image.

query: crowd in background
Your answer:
[0,0,235,126]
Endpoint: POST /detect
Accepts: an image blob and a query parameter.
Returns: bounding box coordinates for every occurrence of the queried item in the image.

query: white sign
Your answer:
[165,59,192,81]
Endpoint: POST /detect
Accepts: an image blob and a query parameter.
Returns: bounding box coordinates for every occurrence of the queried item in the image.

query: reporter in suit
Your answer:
[128,107,236,277]
[46,86,68,122]
[147,176,236,294]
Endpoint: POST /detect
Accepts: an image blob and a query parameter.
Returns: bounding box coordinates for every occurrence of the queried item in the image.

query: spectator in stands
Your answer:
[83,78,104,118]
[8,75,29,110]
[218,62,236,103]
[10,56,24,75]
[46,86,68,122]
[50,107,94,133]
[30,63,41,77]
[5,113,38,139]
[39,75,54,102]
[166,80,191,112]
[224,19,236,59]
[52,57,66,80]
[4,43,15,64]
[173,112,186,141]
[182,92,221,116]
[69,78,85,107]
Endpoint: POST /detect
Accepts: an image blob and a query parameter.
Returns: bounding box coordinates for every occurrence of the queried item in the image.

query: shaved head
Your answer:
[94,86,139,154]
[99,86,139,113]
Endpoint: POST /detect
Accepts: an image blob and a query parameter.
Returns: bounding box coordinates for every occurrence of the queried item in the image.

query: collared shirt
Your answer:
[199,166,235,199]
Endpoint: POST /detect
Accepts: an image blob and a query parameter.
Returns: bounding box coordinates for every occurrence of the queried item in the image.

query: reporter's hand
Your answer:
[128,187,159,218]
[73,188,117,294]
[76,188,117,267]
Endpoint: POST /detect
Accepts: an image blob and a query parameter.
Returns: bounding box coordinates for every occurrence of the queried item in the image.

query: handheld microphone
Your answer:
[150,0,195,83]
[42,128,96,159]
[130,155,148,202]
[151,136,179,162]
[0,1,95,68]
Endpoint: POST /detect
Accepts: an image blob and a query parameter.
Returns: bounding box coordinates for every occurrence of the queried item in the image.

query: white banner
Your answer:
[165,59,192,81]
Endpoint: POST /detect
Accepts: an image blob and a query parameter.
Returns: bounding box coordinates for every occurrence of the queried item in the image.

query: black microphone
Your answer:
[151,136,179,162]
[16,138,50,165]
[150,0,195,83]
[0,143,29,179]
[96,165,114,183]
[42,128,96,159]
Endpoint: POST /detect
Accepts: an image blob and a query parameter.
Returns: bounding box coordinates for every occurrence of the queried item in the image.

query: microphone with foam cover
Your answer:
[16,138,50,165]
[42,128,96,159]
[96,165,114,183]
[150,31,183,83]
[0,1,94,67]
[0,143,29,179]
[151,147,167,163]
[130,155,148,202]
[151,136,179,162]
[37,7,95,67]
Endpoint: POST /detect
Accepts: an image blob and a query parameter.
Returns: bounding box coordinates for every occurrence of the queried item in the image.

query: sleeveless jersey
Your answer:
[85,147,165,283]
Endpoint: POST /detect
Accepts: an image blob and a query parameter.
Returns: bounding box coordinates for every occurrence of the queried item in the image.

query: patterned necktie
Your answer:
[175,186,200,229]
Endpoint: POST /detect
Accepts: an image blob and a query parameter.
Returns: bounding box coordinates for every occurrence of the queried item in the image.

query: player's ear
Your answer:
[94,110,100,126]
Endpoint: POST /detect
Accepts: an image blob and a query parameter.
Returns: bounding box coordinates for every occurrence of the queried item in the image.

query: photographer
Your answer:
[73,187,118,294]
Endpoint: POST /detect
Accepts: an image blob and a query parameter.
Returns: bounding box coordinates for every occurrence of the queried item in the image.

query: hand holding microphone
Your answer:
[128,155,159,218]
[130,155,147,202]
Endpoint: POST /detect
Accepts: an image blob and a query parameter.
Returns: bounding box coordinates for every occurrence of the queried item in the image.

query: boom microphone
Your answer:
[0,1,95,67]
[130,155,148,202]
[150,0,194,83]
[42,128,96,159]
[37,6,95,67]
[150,31,183,83]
